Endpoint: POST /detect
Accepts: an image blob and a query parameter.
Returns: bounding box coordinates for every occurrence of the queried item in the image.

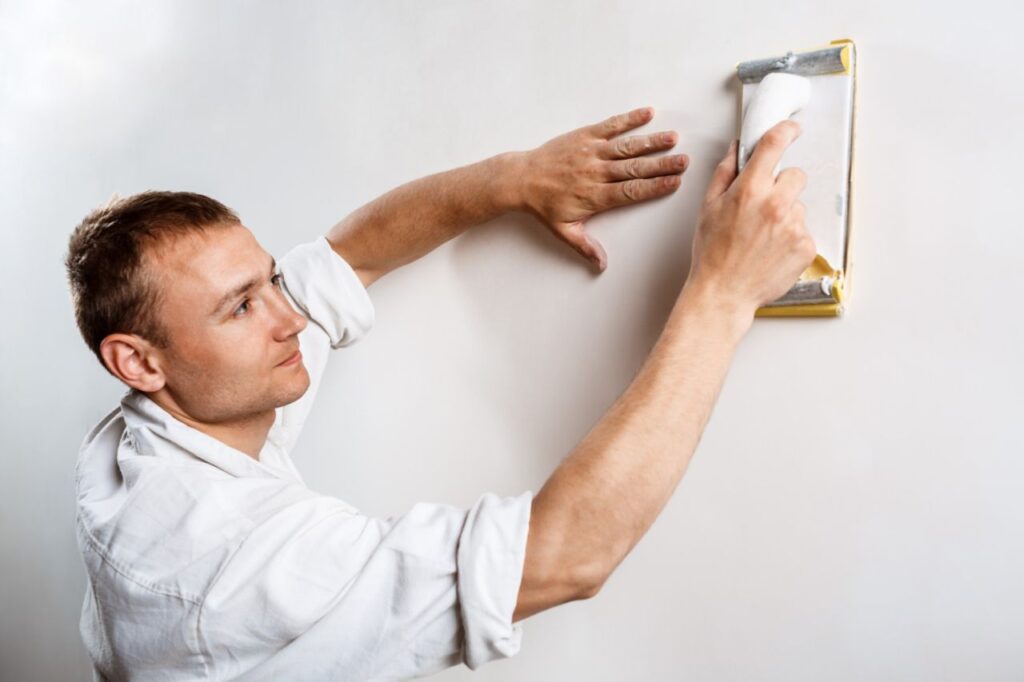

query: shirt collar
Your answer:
[119,389,301,482]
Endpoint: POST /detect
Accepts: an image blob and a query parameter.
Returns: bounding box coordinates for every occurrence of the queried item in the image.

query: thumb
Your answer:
[703,140,739,203]
[558,222,608,272]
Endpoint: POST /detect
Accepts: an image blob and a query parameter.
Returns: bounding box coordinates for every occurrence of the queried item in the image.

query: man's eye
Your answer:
[271,273,283,287]
[233,299,251,317]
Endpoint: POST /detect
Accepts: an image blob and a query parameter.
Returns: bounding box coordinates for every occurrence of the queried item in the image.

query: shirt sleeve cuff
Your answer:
[277,236,375,349]
[457,490,533,670]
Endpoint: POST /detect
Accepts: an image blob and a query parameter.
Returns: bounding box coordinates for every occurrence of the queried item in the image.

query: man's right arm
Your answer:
[514,121,815,620]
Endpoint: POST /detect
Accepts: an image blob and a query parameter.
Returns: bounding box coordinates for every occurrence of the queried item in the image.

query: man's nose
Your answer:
[270,294,307,339]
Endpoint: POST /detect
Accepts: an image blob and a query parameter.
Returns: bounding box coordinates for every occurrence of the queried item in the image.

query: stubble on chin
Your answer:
[274,364,311,408]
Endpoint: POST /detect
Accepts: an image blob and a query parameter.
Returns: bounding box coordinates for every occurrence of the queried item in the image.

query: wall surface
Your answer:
[2,1,1022,680]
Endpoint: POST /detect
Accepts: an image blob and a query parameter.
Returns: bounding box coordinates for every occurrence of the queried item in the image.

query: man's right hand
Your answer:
[514,121,817,624]
[685,121,816,317]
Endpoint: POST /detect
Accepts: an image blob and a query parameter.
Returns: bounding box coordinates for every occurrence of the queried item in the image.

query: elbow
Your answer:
[573,562,611,601]
[513,561,607,622]
[577,581,602,601]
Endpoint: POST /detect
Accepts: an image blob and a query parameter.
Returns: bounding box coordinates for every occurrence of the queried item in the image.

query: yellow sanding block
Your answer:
[735,39,858,317]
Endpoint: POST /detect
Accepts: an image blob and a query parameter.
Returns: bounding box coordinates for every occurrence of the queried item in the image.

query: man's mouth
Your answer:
[277,349,302,367]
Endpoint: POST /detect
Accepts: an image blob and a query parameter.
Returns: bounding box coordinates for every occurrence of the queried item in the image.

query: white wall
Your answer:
[2,1,1022,680]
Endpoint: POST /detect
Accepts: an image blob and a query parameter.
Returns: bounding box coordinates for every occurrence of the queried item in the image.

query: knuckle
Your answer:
[621,180,641,202]
[763,128,786,147]
[625,158,643,179]
[612,138,628,157]
[765,196,788,221]
[734,180,755,203]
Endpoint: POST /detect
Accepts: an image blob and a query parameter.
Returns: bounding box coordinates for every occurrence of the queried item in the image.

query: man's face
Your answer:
[145,222,310,423]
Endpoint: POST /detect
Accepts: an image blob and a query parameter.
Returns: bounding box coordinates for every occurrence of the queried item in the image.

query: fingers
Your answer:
[774,167,807,204]
[589,107,654,140]
[605,153,689,181]
[703,140,739,203]
[743,120,801,183]
[601,174,682,209]
[788,204,817,266]
[600,131,678,160]
[557,222,608,271]
[784,200,816,265]
[787,200,807,226]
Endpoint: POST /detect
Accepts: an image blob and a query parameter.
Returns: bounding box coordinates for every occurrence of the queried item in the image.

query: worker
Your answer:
[66,108,810,680]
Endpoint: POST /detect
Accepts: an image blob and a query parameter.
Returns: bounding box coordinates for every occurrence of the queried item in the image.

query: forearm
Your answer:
[326,153,524,287]
[515,282,752,619]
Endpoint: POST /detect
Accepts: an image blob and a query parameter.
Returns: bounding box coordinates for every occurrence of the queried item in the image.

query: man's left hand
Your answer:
[511,107,689,272]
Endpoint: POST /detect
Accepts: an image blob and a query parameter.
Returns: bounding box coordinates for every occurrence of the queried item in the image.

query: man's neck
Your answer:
[146,391,276,460]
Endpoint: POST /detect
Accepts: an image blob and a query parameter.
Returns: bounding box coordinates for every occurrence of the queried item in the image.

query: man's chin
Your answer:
[275,365,311,408]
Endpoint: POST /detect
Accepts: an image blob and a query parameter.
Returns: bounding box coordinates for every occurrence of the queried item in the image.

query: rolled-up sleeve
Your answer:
[207,487,533,681]
[458,492,532,669]
[277,236,375,350]
[268,237,376,457]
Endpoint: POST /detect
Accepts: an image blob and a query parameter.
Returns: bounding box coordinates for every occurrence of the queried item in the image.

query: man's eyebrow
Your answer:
[211,257,277,315]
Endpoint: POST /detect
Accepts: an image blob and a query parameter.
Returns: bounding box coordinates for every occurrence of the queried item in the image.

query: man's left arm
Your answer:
[326,107,690,287]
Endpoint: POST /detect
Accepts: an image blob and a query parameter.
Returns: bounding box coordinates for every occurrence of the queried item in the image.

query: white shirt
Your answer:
[75,237,533,681]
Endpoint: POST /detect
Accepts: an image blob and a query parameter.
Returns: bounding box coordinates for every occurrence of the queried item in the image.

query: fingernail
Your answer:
[662,132,676,144]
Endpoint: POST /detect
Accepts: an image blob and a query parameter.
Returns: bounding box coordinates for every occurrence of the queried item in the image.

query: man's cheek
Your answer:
[229,337,271,376]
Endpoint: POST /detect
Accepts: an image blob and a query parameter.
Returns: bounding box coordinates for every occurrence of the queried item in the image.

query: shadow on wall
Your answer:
[442,153,718,459]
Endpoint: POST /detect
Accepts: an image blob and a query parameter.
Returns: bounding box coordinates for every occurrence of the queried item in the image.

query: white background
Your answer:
[2,1,1022,680]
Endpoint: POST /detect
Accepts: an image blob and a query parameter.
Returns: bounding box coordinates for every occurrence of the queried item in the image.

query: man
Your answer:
[67,107,811,680]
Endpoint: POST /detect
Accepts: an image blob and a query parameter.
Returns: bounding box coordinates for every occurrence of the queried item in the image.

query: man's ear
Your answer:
[99,334,167,393]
